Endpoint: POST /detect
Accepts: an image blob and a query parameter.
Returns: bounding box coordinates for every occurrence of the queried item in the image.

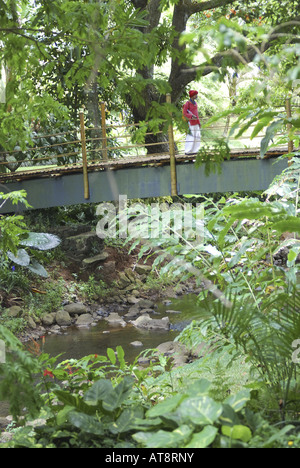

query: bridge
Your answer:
[0,98,294,214]
[0,149,290,214]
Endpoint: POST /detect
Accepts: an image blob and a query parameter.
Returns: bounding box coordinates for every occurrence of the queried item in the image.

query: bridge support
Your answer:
[166,93,178,196]
[79,111,90,200]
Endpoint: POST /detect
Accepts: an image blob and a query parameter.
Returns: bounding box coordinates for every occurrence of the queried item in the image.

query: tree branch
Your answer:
[186,18,300,77]
[188,0,237,16]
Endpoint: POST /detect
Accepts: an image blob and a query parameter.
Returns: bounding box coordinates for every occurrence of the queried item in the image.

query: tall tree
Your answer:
[0,0,299,163]
[123,0,300,151]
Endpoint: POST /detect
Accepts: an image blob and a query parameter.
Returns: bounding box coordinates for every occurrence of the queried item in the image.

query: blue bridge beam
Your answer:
[0,157,288,214]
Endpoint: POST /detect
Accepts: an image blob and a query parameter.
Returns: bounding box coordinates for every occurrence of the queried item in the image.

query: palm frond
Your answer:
[203,288,300,390]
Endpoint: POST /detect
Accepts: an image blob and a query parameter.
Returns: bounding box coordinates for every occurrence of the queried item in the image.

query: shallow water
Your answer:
[42,293,209,363]
[0,294,209,417]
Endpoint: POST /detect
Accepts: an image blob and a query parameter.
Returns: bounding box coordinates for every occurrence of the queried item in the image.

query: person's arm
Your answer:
[183,102,196,121]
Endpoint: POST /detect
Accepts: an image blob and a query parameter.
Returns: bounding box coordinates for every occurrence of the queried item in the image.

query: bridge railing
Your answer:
[0,95,298,198]
[0,105,295,172]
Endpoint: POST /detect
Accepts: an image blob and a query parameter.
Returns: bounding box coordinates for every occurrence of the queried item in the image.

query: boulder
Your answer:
[7,305,23,318]
[117,272,131,289]
[105,313,126,327]
[82,251,109,266]
[0,432,13,444]
[56,310,72,326]
[48,325,62,335]
[64,303,89,315]
[156,341,190,367]
[62,231,104,261]
[131,290,140,296]
[136,299,155,309]
[41,313,56,326]
[134,264,152,275]
[139,308,156,315]
[124,268,136,283]
[131,314,170,331]
[130,341,143,347]
[162,300,172,306]
[156,341,188,356]
[75,314,94,327]
[124,306,140,319]
[126,296,140,305]
[27,316,37,329]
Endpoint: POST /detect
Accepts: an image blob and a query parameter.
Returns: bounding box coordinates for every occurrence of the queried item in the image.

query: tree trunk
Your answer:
[126,0,198,154]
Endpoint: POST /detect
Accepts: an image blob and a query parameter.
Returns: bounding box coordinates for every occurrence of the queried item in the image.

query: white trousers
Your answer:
[185,124,201,154]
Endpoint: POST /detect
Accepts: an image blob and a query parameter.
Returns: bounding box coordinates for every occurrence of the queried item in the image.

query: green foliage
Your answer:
[121,154,300,423]
[0,191,30,255]
[1,0,298,167]
[1,342,299,448]
[24,280,65,319]
[1,3,300,447]
[0,191,61,277]
[195,138,231,175]
[76,276,109,301]
[0,0,169,164]
[0,325,45,421]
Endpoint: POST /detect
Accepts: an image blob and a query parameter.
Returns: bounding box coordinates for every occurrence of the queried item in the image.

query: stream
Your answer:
[42,293,209,363]
[0,293,209,418]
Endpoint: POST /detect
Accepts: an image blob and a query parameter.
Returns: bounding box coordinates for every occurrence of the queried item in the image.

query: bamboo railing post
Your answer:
[79,110,90,200]
[101,101,108,161]
[285,97,293,165]
[166,93,178,196]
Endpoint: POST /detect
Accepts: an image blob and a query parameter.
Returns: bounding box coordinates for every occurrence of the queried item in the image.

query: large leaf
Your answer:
[26,259,49,278]
[20,232,61,251]
[68,411,104,436]
[221,424,252,443]
[101,376,135,412]
[224,389,251,412]
[260,119,284,158]
[84,379,113,407]
[146,394,186,419]
[184,425,218,448]
[250,113,278,140]
[271,216,300,234]
[223,200,287,220]
[133,425,193,448]
[107,347,116,365]
[261,424,295,448]
[174,396,223,426]
[7,249,30,266]
[110,407,144,434]
[228,238,254,268]
[185,379,212,397]
[84,376,135,412]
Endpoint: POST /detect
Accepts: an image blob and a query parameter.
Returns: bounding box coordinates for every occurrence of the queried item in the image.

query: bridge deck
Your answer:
[0,147,290,214]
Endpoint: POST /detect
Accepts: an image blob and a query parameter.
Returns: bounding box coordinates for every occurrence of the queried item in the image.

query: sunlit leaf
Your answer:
[185,425,218,448]
[221,424,252,442]
[27,259,49,277]
[20,232,61,251]
[7,249,30,266]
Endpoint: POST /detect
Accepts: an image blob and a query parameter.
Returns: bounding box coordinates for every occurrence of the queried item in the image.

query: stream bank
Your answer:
[2,223,206,363]
[1,225,210,424]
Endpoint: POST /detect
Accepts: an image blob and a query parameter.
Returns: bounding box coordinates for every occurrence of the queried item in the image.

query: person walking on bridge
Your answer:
[183,90,201,155]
